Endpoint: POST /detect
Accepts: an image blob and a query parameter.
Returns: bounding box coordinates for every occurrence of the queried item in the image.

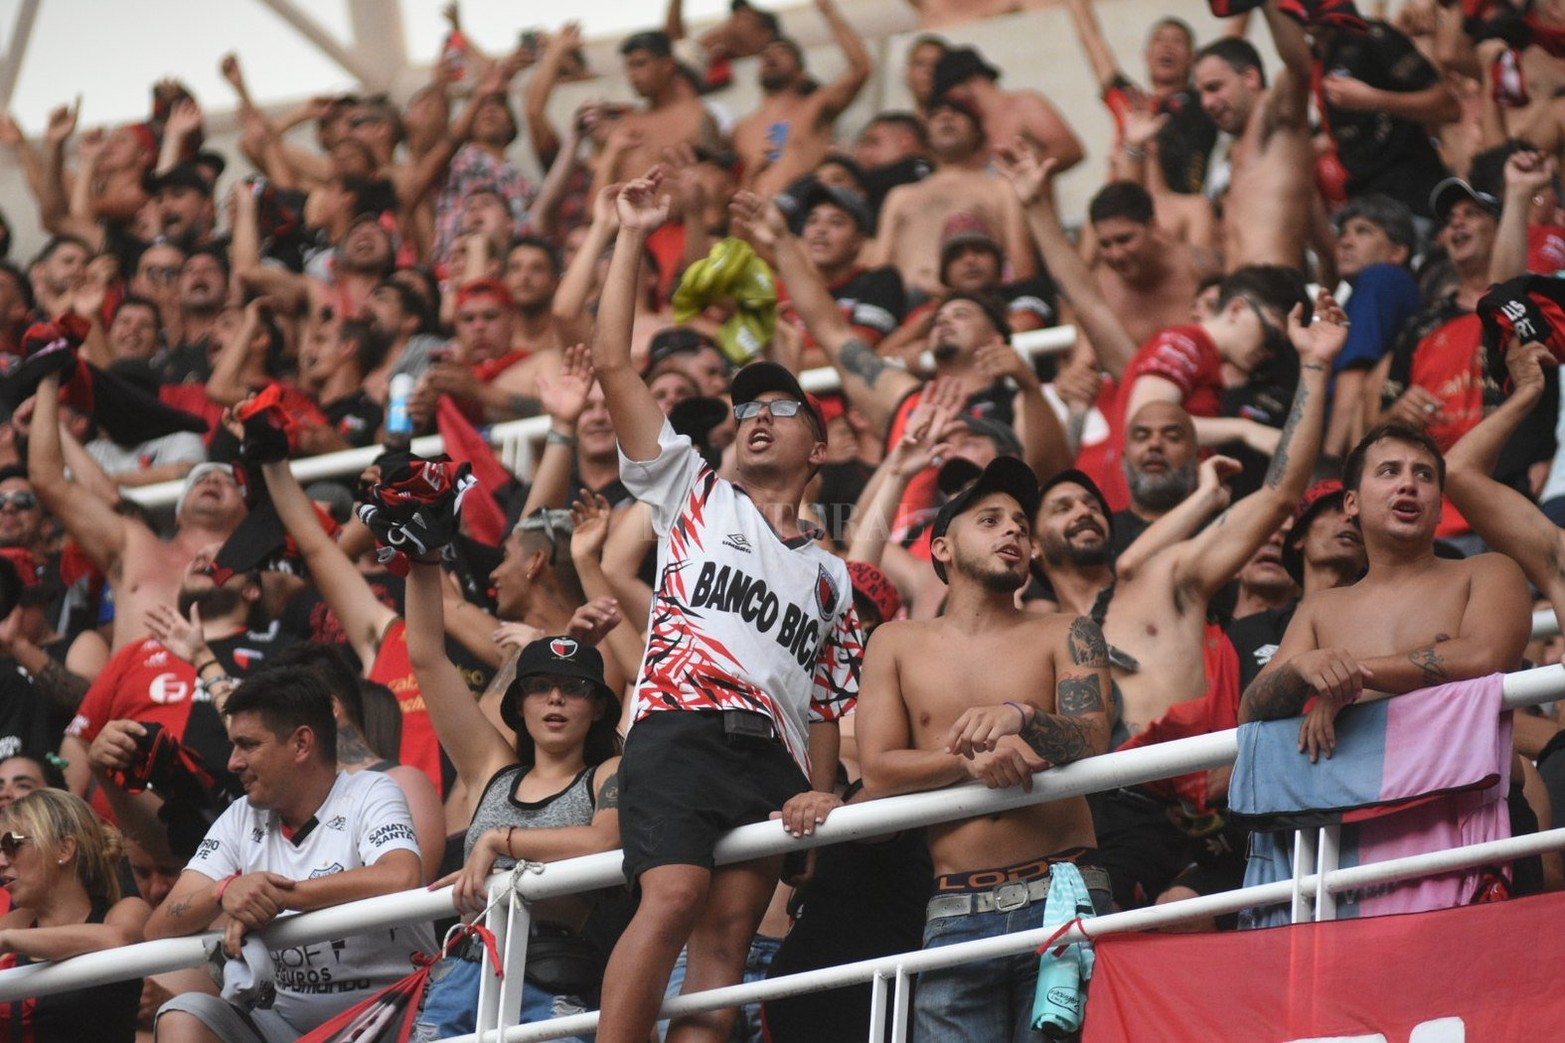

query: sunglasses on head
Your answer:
[734,399,807,421]
[0,491,37,511]
[0,831,29,858]
[515,508,573,565]
[518,676,599,699]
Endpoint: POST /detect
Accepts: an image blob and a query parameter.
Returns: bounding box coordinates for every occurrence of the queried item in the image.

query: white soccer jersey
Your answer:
[186,770,436,1028]
[620,421,863,776]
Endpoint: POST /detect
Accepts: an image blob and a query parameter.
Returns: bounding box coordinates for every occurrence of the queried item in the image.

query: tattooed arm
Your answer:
[942,616,1112,764]
[1166,292,1343,603]
[1352,554,1531,695]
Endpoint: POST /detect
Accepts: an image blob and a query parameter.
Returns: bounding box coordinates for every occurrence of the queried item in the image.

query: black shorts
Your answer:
[619,710,809,886]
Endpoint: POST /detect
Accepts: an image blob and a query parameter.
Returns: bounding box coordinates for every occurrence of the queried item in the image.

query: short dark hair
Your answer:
[224,665,338,764]
[0,259,33,312]
[508,235,563,278]
[32,234,89,269]
[0,465,28,486]
[943,291,1012,342]
[1195,37,1266,88]
[1336,194,1418,258]
[115,294,160,321]
[865,111,928,148]
[185,244,231,281]
[1217,265,1310,323]
[1150,17,1195,46]
[374,277,436,335]
[621,30,673,57]
[1089,181,1155,226]
[1344,423,1446,492]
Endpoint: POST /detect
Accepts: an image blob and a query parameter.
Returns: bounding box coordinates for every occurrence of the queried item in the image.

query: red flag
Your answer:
[1085,889,1565,1041]
[434,394,511,545]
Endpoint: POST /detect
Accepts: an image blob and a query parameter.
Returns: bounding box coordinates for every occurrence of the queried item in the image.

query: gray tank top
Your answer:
[463,763,599,863]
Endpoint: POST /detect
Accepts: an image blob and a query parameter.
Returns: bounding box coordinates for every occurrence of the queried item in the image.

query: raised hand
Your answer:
[1196,453,1242,512]
[537,343,596,428]
[729,190,788,248]
[1506,338,1556,397]
[0,115,24,148]
[146,600,210,666]
[995,136,1057,207]
[219,52,247,92]
[166,98,204,140]
[44,98,80,147]
[567,596,622,645]
[1288,288,1350,367]
[1503,147,1556,201]
[616,169,671,232]
[570,491,614,564]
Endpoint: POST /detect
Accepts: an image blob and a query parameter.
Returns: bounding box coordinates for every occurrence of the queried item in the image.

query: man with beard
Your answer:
[62,544,289,851]
[26,235,88,321]
[732,0,873,198]
[361,277,443,405]
[858,457,1111,1039]
[29,373,247,652]
[145,164,219,252]
[1113,400,1200,556]
[869,96,1035,297]
[1087,290,1346,913]
[418,279,562,423]
[156,247,230,385]
[500,236,569,358]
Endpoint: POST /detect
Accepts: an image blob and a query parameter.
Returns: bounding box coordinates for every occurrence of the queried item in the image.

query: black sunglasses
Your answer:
[0,491,37,511]
[0,831,29,858]
[518,676,598,699]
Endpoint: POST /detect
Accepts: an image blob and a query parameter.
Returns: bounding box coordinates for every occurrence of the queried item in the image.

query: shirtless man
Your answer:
[732,0,872,198]
[870,97,1035,297]
[858,456,1111,1040]
[932,46,1085,174]
[28,373,246,650]
[1086,181,1218,347]
[419,279,560,422]
[1193,4,1315,270]
[602,32,721,188]
[1240,422,1528,763]
[500,236,568,358]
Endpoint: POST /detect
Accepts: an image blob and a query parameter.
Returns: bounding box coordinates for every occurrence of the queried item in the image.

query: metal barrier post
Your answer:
[1315,825,1341,922]
[890,965,912,1043]
[1290,828,1317,924]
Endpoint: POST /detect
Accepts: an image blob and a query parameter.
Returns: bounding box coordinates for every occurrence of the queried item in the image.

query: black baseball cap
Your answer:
[932,47,1000,99]
[1038,468,1114,534]
[730,361,828,439]
[1430,176,1500,223]
[501,635,621,765]
[144,162,212,197]
[786,180,873,236]
[931,456,1040,583]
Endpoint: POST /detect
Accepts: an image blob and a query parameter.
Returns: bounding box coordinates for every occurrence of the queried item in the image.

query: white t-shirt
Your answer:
[186,769,435,1029]
[619,420,862,777]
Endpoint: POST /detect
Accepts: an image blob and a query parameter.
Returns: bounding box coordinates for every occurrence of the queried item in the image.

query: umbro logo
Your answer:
[722,533,752,553]
[325,816,346,831]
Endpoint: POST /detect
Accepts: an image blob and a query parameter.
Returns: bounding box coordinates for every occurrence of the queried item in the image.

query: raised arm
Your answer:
[1448,342,1565,614]
[258,457,395,666]
[731,190,918,435]
[1115,454,1238,582]
[591,172,675,462]
[405,559,516,789]
[1491,148,1555,286]
[552,184,620,344]
[524,24,580,169]
[522,344,596,515]
[28,373,128,572]
[810,0,874,122]
[995,142,1139,379]
[1169,291,1345,599]
[1065,0,1123,90]
[1261,1,1313,130]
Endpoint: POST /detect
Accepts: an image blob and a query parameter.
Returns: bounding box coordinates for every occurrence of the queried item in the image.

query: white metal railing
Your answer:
[120,327,1079,511]
[0,659,1558,1042]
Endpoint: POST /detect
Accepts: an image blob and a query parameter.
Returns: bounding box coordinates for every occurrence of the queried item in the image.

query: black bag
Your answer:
[523,921,604,1001]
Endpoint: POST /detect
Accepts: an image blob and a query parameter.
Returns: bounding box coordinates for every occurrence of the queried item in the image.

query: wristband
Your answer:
[213,872,241,905]
[1005,701,1031,729]
[545,429,578,447]
[194,658,218,676]
[1122,144,1146,160]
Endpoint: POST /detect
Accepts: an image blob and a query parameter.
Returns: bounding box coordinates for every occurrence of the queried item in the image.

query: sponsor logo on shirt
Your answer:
[367,822,417,847]
[688,561,826,669]
[325,815,346,831]
[197,839,220,859]
[148,672,192,705]
[722,533,753,553]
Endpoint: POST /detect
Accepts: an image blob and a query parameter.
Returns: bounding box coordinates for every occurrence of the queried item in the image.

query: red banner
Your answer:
[1085,890,1565,1041]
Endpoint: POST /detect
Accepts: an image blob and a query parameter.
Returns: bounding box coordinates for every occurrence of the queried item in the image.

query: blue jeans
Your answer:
[415,954,593,1042]
[660,935,782,1043]
[914,890,1110,1043]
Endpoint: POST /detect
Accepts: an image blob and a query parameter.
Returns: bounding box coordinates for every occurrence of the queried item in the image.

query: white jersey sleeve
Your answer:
[618,420,707,536]
[185,793,248,881]
[353,772,421,865]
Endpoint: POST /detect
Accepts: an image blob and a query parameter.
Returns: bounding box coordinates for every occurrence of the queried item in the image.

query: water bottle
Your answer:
[386,373,415,449]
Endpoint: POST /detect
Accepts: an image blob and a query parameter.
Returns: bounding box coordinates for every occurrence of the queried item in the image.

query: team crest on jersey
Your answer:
[550,637,579,659]
[815,565,839,619]
[309,863,345,878]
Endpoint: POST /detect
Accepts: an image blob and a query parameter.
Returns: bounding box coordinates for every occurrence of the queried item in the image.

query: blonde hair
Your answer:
[2,790,124,904]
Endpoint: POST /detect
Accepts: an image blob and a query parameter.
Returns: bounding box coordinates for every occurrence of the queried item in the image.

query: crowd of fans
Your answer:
[0,0,1564,1038]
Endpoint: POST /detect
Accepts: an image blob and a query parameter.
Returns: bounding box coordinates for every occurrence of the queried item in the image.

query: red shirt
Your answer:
[368,619,445,796]
[1403,312,1485,537]
[1098,325,1224,510]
